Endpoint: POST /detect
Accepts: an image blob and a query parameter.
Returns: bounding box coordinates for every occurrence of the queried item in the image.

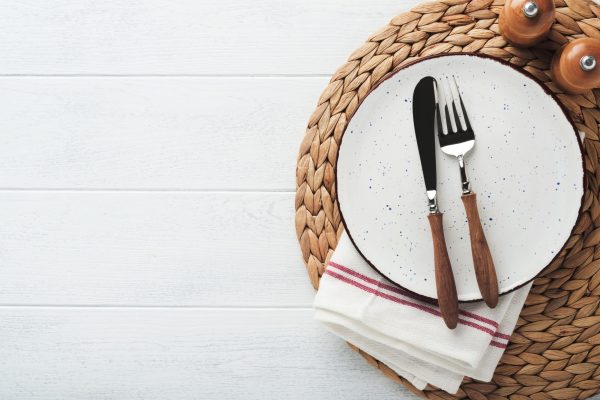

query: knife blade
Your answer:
[412,76,438,212]
[412,76,458,329]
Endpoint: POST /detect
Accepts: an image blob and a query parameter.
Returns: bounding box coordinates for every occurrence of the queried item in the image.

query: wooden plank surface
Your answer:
[0,1,424,397]
[0,191,316,307]
[0,78,324,190]
[0,0,404,75]
[0,308,409,400]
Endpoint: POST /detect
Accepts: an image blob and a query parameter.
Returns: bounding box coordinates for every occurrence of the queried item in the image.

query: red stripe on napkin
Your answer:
[328,262,501,329]
[324,266,510,348]
[494,332,512,340]
[325,269,445,317]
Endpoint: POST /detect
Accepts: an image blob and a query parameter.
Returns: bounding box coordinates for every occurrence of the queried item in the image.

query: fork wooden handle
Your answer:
[427,212,459,329]
[461,192,499,308]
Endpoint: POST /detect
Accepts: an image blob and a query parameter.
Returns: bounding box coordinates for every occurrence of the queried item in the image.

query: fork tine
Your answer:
[441,77,455,134]
[434,78,449,135]
[452,76,472,131]
[443,76,463,132]
[434,80,444,136]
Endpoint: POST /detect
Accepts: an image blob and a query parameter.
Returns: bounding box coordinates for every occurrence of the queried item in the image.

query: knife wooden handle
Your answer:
[461,192,499,308]
[427,212,458,329]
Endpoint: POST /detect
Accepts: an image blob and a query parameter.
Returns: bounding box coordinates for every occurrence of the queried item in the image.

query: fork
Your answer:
[435,76,499,308]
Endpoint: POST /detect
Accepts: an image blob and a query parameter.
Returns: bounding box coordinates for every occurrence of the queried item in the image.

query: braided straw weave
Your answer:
[295,0,600,398]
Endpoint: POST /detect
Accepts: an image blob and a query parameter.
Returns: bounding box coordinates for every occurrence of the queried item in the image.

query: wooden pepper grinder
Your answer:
[551,38,600,94]
[499,0,555,47]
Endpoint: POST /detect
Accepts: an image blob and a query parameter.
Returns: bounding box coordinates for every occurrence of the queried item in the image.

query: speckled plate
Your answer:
[336,54,585,302]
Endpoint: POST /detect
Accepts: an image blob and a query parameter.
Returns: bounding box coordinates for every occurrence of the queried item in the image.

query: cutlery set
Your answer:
[413,76,499,329]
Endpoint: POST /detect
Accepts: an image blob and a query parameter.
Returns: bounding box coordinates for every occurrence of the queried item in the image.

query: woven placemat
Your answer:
[295,0,600,398]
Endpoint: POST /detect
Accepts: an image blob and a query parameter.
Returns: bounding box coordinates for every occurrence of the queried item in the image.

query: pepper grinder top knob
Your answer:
[523,1,539,18]
[580,55,597,72]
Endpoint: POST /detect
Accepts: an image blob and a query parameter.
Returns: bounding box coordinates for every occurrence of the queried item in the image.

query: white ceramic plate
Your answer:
[337,54,584,302]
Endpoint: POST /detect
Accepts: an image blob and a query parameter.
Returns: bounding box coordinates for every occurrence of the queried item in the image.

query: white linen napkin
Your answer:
[313,233,532,394]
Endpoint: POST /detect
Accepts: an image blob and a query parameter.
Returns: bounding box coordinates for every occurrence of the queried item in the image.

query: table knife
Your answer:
[412,76,459,329]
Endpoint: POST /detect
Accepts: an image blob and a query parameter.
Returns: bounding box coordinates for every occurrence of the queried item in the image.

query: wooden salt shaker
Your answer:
[499,0,555,47]
[551,38,600,94]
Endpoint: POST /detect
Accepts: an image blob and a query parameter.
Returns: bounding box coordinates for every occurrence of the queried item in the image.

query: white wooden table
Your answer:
[2,2,597,399]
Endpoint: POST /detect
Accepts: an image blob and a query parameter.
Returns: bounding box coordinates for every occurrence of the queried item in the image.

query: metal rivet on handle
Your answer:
[580,55,597,72]
[522,1,539,18]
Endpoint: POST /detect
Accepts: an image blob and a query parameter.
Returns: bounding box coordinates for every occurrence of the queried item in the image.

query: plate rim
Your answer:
[334,52,587,303]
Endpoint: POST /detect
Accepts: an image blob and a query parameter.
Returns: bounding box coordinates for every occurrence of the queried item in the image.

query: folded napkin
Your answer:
[314,233,532,394]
